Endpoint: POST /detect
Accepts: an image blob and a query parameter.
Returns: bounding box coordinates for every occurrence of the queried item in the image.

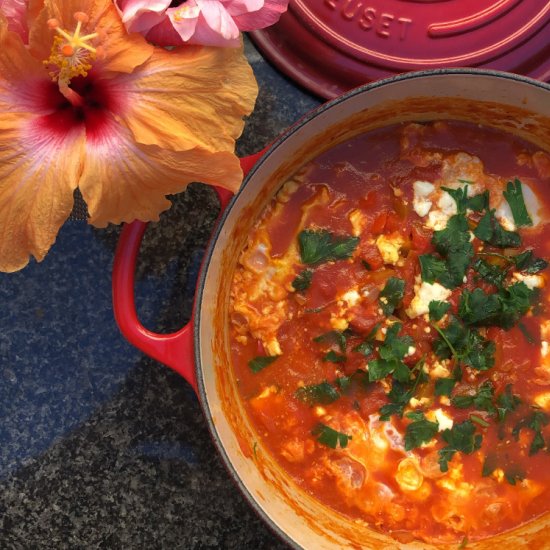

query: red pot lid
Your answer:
[250,0,550,98]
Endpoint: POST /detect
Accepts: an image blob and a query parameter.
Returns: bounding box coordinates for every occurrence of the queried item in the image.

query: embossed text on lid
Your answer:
[251,0,550,98]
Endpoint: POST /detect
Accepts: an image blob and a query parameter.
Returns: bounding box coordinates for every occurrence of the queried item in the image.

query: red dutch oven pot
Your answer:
[113,69,550,549]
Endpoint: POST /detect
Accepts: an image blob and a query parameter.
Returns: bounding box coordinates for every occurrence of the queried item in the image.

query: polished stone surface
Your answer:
[0,37,320,549]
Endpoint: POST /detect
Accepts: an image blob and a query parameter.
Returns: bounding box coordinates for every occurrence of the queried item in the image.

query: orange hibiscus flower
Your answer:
[0,0,257,272]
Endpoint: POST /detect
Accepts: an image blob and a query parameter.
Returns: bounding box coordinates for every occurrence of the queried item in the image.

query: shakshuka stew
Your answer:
[229,121,550,544]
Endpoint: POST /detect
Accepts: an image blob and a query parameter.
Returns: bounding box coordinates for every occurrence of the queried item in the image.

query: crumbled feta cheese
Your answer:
[349,209,367,236]
[341,289,361,307]
[407,346,416,357]
[542,341,549,358]
[495,201,516,231]
[433,408,454,431]
[413,180,435,217]
[330,316,349,331]
[512,272,545,289]
[534,392,550,411]
[266,339,282,356]
[406,280,453,319]
[429,360,451,379]
[376,233,406,265]
[409,397,430,408]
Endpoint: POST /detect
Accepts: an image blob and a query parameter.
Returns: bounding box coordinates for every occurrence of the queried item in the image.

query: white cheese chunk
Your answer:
[512,272,545,289]
[376,234,406,265]
[534,392,550,411]
[406,280,452,319]
[413,180,435,217]
[495,201,516,231]
[433,408,454,432]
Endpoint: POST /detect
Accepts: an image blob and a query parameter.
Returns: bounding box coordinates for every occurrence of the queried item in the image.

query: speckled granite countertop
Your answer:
[0,38,320,549]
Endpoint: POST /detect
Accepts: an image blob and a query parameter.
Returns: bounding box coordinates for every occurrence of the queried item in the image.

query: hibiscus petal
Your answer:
[0,0,29,41]
[0,15,53,114]
[114,0,170,26]
[108,43,257,153]
[78,114,243,227]
[29,0,153,74]
[232,0,288,30]
[143,16,186,46]
[0,112,85,272]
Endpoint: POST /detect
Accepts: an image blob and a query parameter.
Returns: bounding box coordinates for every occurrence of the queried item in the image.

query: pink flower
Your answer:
[115,0,288,47]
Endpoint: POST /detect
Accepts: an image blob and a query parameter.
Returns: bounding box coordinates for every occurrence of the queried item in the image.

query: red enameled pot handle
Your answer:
[112,149,266,394]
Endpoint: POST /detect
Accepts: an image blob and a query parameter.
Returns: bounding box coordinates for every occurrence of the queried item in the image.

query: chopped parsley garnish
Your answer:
[482,453,525,485]
[335,369,370,393]
[441,185,489,214]
[292,269,313,291]
[295,381,340,406]
[503,179,533,227]
[419,254,447,284]
[432,214,474,288]
[432,317,495,371]
[323,350,346,363]
[313,330,349,352]
[298,229,359,265]
[379,358,427,420]
[512,410,549,455]
[248,355,278,373]
[378,277,405,316]
[472,258,507,288]
[368,323,413,383]
[451,380,496,414]
[514,250,549,274]
[404,411,439,451]
[474,209,522,248]
[312,423,352,449]
[429,300,450,322]
[438,420,482,472]
[458,283,535,330]
[434,365,462,397]
[504,465,526,485]
[352,323,380,357]
[496,384,521,423]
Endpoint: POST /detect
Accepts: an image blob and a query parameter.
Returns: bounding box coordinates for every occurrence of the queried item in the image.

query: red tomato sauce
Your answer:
[229,121,550,544]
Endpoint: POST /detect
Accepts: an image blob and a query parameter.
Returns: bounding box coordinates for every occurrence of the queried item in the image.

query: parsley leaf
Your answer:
[323,350,346,363]
[434,365,462,397]
[474,210,522,248]
[295,381,340,406]
[292,269,313,291]
[496,384,521,422]
[451,380,496,414]
[467,190,490,212]
[379,277,405,316]
[313,330,349,353]
[472,258,507,288]
[432,215,474,288]
[312,423,352,449]
[352,323,380,357]
[503,179,533,227]
[379,359,427,420]
[248,355,278,373]
[438,420,482,472]
[513,250,549,274]
[404,411,439,451]
[335,369,370,393]
[419,255,447,284]
[504,464,526,485]
[299,229,359,265]
[432,317,495,371]
[441,186,469,214]
[369,323,413,383]
[512,410,549,455]
[429,300,450,322]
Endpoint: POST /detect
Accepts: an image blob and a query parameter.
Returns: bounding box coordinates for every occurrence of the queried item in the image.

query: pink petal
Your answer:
[113,0,171,34]
[145,16,186,46]
[167,4,200,43]
[195,0,240,41]
[224,0,264,17]
[232,0,288,30]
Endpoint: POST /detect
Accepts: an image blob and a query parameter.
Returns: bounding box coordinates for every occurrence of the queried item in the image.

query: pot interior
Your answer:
[196,70,550,549]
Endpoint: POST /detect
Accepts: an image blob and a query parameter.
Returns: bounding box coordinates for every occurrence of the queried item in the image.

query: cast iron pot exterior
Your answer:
[114,69,550,549]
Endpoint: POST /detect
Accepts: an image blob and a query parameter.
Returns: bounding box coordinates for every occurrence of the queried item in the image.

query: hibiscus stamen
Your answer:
[44,13,101,104]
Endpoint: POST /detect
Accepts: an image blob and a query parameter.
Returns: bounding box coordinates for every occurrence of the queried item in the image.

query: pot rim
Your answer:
[193,68,550,549]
